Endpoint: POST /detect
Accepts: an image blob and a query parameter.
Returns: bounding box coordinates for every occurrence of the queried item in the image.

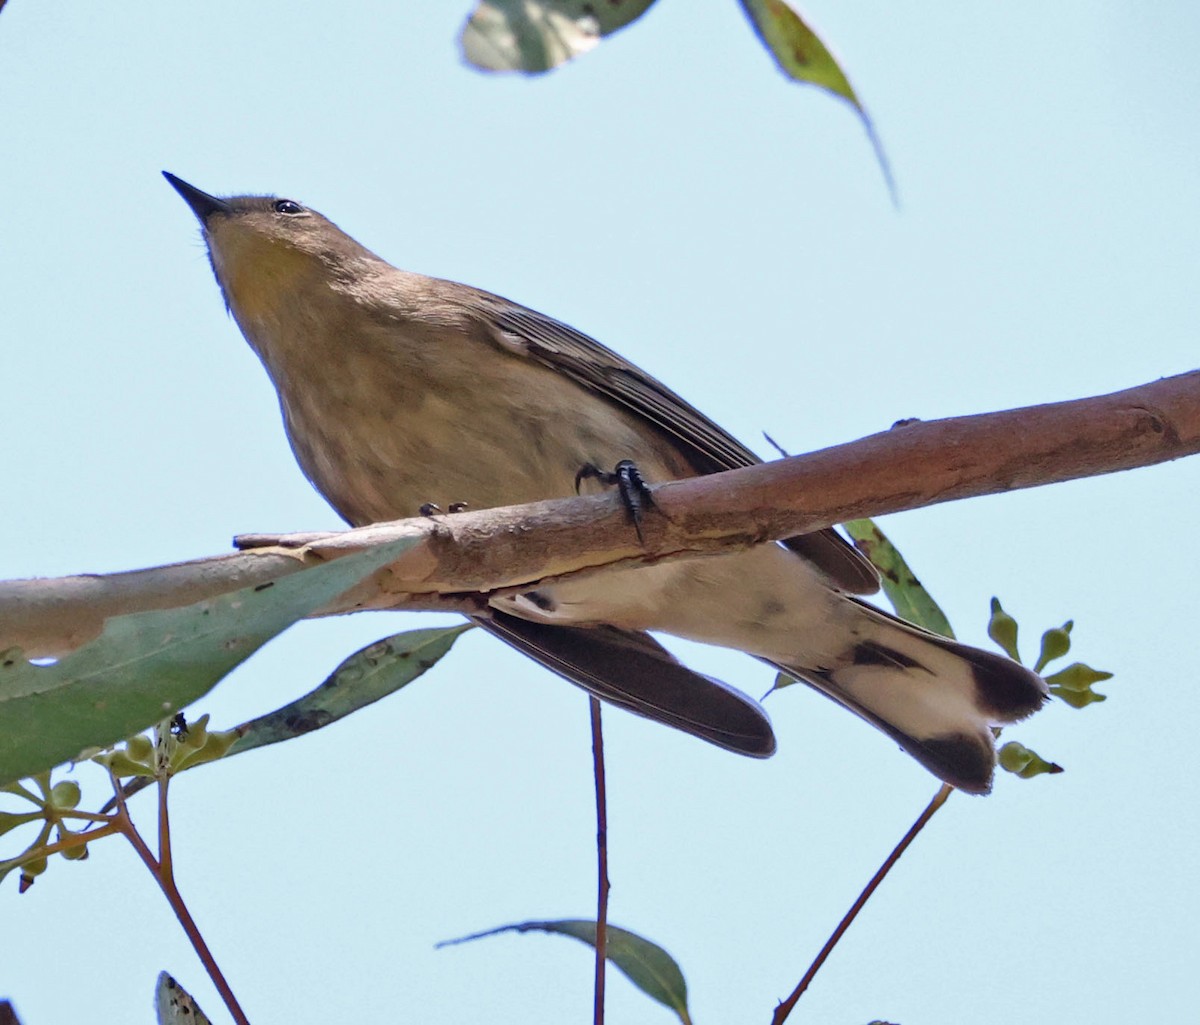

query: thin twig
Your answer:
[57,807,123,824]
[106,770,252,1025]
[158,776,173,882]
[590,698,609,1025]
[772,784,954,1024]
[22,822,121,858]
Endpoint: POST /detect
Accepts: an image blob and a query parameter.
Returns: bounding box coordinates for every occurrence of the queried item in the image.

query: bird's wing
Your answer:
[477,611,776,757]
[480,300,879,594]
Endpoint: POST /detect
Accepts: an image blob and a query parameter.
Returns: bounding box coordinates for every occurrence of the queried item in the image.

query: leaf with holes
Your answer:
[155,972,212,1025]
[226,624,472,757]
[461,0,656,73]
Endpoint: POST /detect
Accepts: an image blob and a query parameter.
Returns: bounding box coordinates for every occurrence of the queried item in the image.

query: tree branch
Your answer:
[4,372,1196,659]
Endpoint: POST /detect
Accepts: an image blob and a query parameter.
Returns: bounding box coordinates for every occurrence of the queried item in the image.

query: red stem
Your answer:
[772,784,954,1024]
[108,772,252,1025]
[590,698,609,1025]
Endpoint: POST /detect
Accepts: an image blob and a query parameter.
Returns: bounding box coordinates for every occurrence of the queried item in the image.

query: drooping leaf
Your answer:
[439,918,690,1023]
[461,0,656,73]
[739,0,855,100]
[226,624,472,757]
[843,519,955,638]
[89,623,471,810]
[998,741,1064,779]
[0,539,415,786]
[737,0,894,197]
[155,972,213,1025]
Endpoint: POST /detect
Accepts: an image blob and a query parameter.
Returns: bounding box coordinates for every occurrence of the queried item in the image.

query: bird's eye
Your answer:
[274,199,303,215]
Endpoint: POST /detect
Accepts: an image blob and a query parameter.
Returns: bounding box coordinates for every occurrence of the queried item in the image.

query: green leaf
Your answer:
[987,597,1020,661]
[1035,621,1073,673]
[737,0,894,198]
[225,624,472,758]
[739,0,855,100]
[0,539,415,787]
[439,918,690,1023]
[843,519,955,638]
[461,0,656,73]
[1046,662,1111,708]
[155,972,213,1025]
[998,741,1064,779]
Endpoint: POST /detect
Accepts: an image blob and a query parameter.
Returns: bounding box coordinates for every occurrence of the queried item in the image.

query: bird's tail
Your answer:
[775,598,1048,794]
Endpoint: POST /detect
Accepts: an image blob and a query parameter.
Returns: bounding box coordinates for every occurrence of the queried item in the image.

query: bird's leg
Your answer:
[575,459,654,545]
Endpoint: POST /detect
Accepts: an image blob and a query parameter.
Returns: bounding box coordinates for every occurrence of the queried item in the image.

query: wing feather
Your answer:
[479,301,879,594]
[478,611,776,757]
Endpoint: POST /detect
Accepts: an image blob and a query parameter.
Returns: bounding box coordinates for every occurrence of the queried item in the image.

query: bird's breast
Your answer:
[248,305,691,527]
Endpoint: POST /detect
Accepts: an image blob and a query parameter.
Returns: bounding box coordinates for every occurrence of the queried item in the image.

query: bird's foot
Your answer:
[575,459,654,544]
[418,501,470,517]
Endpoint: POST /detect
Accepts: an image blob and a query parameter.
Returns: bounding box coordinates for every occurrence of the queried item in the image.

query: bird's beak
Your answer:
[162,172,231,222]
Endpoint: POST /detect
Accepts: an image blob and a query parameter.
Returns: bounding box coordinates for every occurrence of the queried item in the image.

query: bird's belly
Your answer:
[499,542,847,665]
[277,361,694,527]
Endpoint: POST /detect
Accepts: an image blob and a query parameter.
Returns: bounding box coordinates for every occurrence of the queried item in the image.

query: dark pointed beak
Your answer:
[162,172,231,222]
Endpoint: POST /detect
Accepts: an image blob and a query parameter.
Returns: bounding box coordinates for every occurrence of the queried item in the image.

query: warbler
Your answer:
[164,172,1046,793]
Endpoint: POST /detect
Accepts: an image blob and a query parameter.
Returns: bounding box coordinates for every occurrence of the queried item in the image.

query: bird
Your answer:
[164,172,1048,793]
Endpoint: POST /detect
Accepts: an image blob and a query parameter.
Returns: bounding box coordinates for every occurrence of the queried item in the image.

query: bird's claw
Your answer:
[419,501,469,517]
[575,459,654,545]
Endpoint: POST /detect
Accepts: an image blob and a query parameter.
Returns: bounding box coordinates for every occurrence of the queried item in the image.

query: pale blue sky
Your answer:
[2,3,1198,1023]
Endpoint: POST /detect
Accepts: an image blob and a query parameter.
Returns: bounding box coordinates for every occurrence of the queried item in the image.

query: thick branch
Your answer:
[3,372,1196,658]
[654,368,1198,540]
